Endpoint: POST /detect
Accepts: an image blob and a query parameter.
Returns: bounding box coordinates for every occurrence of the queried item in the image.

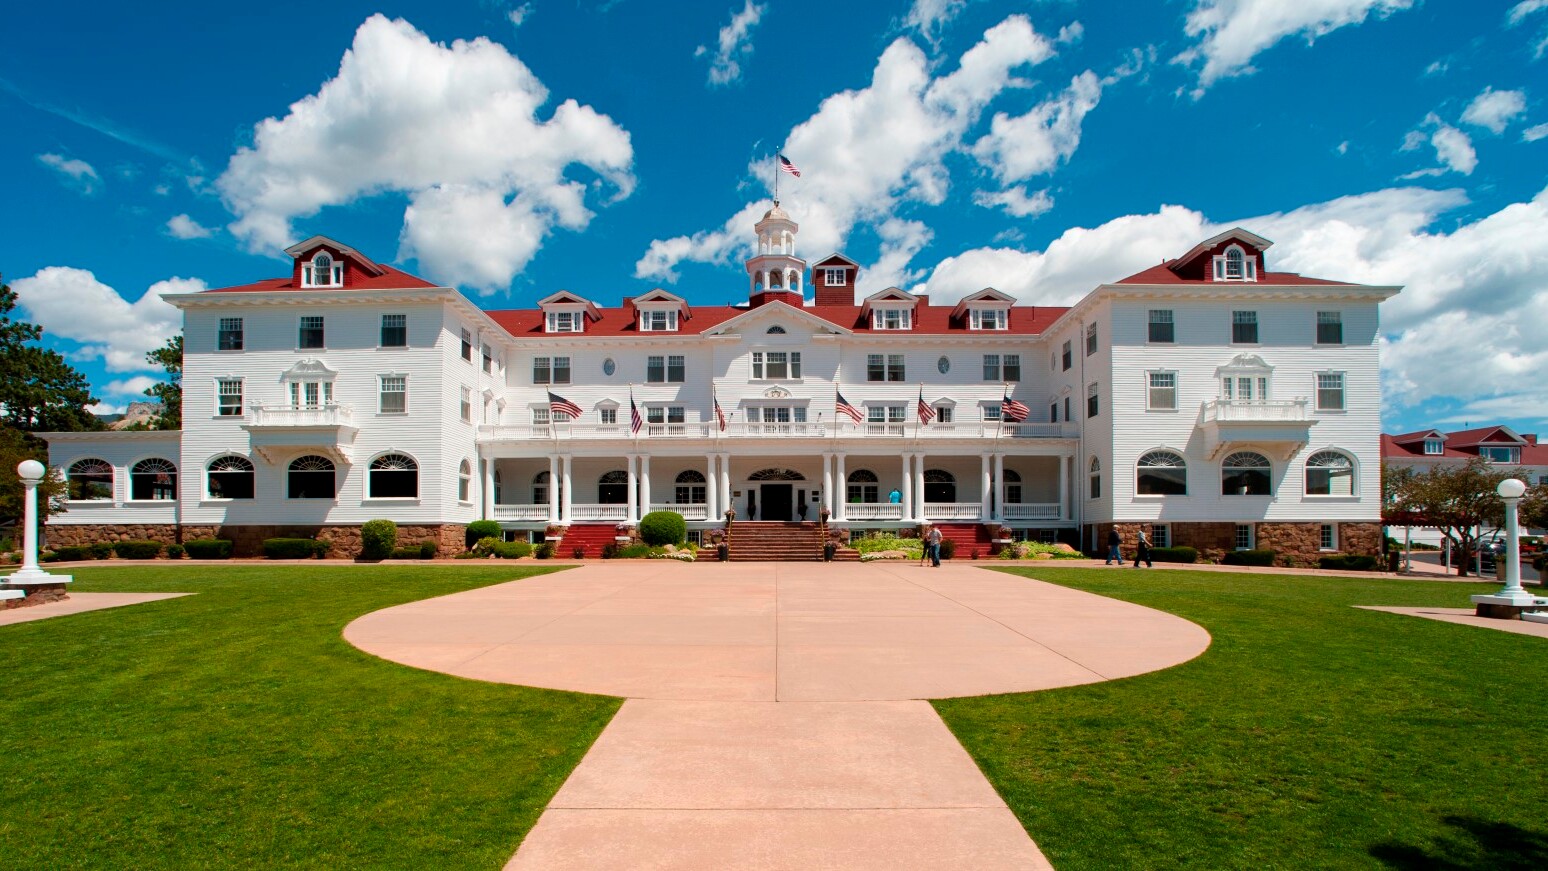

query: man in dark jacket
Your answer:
[1106,528,1122,565]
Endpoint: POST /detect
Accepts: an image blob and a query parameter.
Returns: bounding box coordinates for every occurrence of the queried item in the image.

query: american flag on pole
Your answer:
[548,391,582,419]
[630,389,643,435]
[714,390,728,432]
[835,389,864,424]
[1001,390,1030,423]
[777,154,801,177]
[917,387,935,425]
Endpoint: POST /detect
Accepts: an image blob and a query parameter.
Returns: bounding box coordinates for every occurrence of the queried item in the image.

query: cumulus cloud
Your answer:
[1056,22,1085,46]
[1508,1,1548,60]
[638,14,1057,283]
[36,153,101,194]
[165,213,215,239]
[971,70,1104,185]
[102,376,161,397]
[506,2,533,29]
[10,269,191,372]
[904,0,968,43]
[973,186,1054,218]
[695,1,766,86]
[216,15,634,293]
[1400,114,1477,176]
[1174,0,1415,92]
[1461,87,1528,133]
[1523,121,1548,141]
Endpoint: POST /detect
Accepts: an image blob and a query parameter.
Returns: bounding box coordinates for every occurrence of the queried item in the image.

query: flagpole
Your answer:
[773,153,779,203]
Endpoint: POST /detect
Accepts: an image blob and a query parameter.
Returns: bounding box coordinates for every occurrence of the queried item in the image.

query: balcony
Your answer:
[479,421,1074,444]
[1198,399,1315,460]
[242,403,358,464]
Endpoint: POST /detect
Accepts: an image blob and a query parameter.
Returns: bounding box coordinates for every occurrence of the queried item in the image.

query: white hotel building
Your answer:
[43,206,1398,562]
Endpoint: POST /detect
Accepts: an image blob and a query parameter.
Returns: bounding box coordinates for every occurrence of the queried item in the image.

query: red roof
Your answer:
[485,301,1067,337]
[1115,261,1358,286]
[203,264,438,294]
[1382,428,1547,464]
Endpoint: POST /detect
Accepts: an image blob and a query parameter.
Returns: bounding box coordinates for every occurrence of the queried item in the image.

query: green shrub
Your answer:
[601,542,621,559]
[492,542,529,559]
[1150,546,1198,564]
[166,543,185,559]
[466,520,500,548]
[1318,554,1379,571]
[183,539,233,560]
[389,547,422,560]
[1530,553,1544,573]
[474,536,502,555]
[419,541,438,559]
[534,542,555,559]
[853,534,923,555]
[639,511,686,546]
[40,550,58,563]
[1222,549,1276,567]
[618,543,652,559]
[263,538,324,560]
[939,538,956,560]
[54,545,92,561]
[360,519,397,561]
[89,542,114,560]
[113,540,163,560]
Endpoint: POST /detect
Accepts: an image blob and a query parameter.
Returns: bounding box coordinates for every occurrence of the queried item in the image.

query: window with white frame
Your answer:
[533,356,571,385]
[1136,451,1187,495]
[546,311,582,333]
[640,309,678,332]
[1320,524,1337,551]
[459,386,471,423]
[823,267,846,286]
[1423,437,1443,455]
[218,317,244,351]
[747,406,807,427]
[1064,396,1071,422]
[1148,309,1174,343]
[846,469,879,503]
[1088,457,1101,499]
[299,315,325,349]
[379,375,406,414]
[1061,340,1072,370]
[1234,524,1255,550]
[934,404,953,424]
[1480,446,1522,464]
[599,407,618,425]
[1147,371,1177,410]
[460,328,473,361]
[369,453,418,499]
[983,403,1002,421]
[1087,382,1099,418]
[379,314,407,348]
[67,459,113,501]
[970,308,1007,330]
[1221,374,1269,402]
[675,470,707,504]
[1316,372,1346,411]
[482,345,493,374]
[130,458,178,501]
[288,455,336,499]
[752,351,800,379]
[871,307,911,330]
[867,405,906,432]
[217,379,244,417]
[1232,310,1258,344]
[302,252,343,287]
[207,455,254,499]
[458,459,472,503]
[1214,245,1257,282]
[646,406,685,430]
[1003,469,1022,504]
[867,354,905,382]
[532,407,550,425]
[983,354,1021,381]
[1151,524,1170,548]
[1316,311,1343,345]
[647,355,685,383]
[1222,451,1272,496]
[288,380,332,408]
[1305,450,1355,496]
[1086,323,1098,356]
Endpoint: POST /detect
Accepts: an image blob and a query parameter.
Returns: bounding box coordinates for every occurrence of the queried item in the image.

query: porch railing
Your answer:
[478,421,1074,441]
[568,503,629,521]
[1002,503,1062,520]
[491,504,549,521]
[649,502,708,520]
[923,502,982,520]
[844,503,904,520]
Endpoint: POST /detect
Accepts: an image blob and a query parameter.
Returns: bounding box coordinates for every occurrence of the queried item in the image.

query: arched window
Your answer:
[288,455,336,499]
[766,325,786,334]
[1003,469,1022,504]
[675,469,706,504]
[1137,451,1188,496]
[749,468,805,481]
[1088,457,1101,500]
[1305,450,1355,496]
[458,459,472,503]
[369,453,418,499]
[1222,451,1272,496]
[68,458,113,501]
[923,469,955,503]
[129,458,177,501]
[493,469,503,504]
[598,470,628,504]
[534,471,550,506]
[207,455,255,500]
[846,469,879,504]
[305,252,342,287]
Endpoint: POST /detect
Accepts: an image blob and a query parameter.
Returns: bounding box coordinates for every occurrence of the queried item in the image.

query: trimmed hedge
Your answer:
[494,541,531,559]
[389,547,422,560]
[89,542,113,560]
[1150,546,1198,564]
[1222,549,1276,567]
[113,540,163,560]
[1318,554,1379,571]
[534,542,555,559]
[53,545,93,562]
[466,520,501,548]
[263,538,330,560]
[419,541,438,559]
[360,519,397,561]
[184,539,233,560]
[639,511,686,546]
[166,543,185,559]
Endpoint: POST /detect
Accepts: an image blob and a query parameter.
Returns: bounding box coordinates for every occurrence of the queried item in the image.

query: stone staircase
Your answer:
[726,521,862,562]
[556,523,621,559]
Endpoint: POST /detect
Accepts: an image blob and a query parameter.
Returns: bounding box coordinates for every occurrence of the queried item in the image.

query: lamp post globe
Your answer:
[17,459,45,482]
[1496,478,1527,597]
[1498,478,1526,500]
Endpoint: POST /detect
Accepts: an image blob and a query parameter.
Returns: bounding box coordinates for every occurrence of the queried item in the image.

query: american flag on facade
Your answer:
[630,389,643,435]
[917,387,935,425]
[777,154,801,177]
[835,389,864,424]
[548,391,582,419]
[714,390,728,431]
[1001,390,1030,423]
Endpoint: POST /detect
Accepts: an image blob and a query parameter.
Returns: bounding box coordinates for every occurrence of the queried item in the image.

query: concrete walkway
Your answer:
[346,561,1210,870]
[0,592,190,627]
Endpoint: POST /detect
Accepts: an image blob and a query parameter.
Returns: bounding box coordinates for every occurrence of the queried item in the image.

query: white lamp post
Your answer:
[6,460,73,590]
[1495,478,1527,597]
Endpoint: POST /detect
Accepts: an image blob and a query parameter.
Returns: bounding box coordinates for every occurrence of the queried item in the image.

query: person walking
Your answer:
[919,526,933,566]
[1106,528,1122,565]
[1133,528,1152,568]
[927,525,943,567]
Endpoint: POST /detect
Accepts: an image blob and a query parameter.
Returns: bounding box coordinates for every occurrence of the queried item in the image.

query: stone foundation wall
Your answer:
[1171,522,1239,564]
[43,523,466,559]
[44,524,180,549]
[1091,521,1382,566]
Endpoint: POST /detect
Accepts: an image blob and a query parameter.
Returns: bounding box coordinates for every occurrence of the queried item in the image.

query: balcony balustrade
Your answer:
[479,421,1072,442]
[248,403,355,427]
[1200,399,1308,423]
[1002,503,1062,520]
[491,504,550,521]
[843,503,905,521]
[649,502,708,520]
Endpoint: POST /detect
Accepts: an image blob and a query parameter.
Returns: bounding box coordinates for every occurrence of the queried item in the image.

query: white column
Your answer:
[980,454,992,521]
[706,454,719,519]
[900,453,913,522]
[1059,455,1070,522]
[993,454,1005,523]
[821,452,834,516]
[718,453,732,519]
[626,454,638,523]
[547,455,560,523]
[482,456,495,519]
[914,452,927,522]
[640,454,652,516]
[835,453,848,521]
[561,455,573,523]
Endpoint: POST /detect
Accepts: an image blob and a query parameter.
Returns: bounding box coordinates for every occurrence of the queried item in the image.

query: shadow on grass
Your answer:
[1371,815,1548,870]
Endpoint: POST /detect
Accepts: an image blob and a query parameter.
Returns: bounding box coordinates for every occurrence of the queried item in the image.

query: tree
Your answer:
[0,279,102,433]
[1388,458,1512,576]
[143,334,182,430]
[0,424,66,529]
[1519,482,1547,534]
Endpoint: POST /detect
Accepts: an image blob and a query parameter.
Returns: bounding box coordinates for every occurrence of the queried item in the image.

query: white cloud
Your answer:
[858,219,935,297]
[1401,114,1477,176]
[1336,140,1350,155]
[1523,122,1548,141]
[86,402,126,416]
[1422,59,1448,77]
[637,14,1057,282]
[102,376,161,397]
[216,14,634,294]
[904,0,968,43]
[1461,87,1528,133]
[1174,0,1415,92]
[165,213,214,239]
[1056,22,1085,46]
[506,2,533,29]
[36,153,101,194]
[695,1,766,87]
[1507,0,1548,59]
[10,268,191,372]
[973,186,1054,218]
[971,70,1103,185]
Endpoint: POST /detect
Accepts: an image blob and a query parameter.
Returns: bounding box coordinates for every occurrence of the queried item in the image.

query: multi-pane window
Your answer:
[1049,403,1058,423]
[824,268,846,285]
[288,455,336,499]
[752,351,801,379]
[600,407,618,425]
[866,354,905,382]
[380,314,407,347]
[289,381,333,408]
[546,311,582,333]
[1316,372,1345,411]
[1320,524,1337,551]
[1147,372,1177,410]
[934,405,953,424]
[1316,311,1343,344]
[1222,452,1272,496]
[1423,437,1443,455]
[1480,446,1522,464]
[1305,451,1354,496]
[646,406,685,432]
[846,469,879,504]
[640,310,677,331]
[130,458,178,501]
[217,379,244,416]
[379,375,406,414]
[458,459,472,503]
[1232,310,1258,344]
[984,404,1002,421]
[872,308,911,330]
[1234,524,1254,550]
[867,405,906,432]
[970,308,1006,330]
[1214,246,1256,281]
[1136,451,1187,495]
[533,356,571,385]
[482,346,493,374]
[1086,323,1098,356]
[459,386,472,423]
[303,253,343,287]
[983,354,1021,381]
[207,455,255,500]
[1061,341,1072,370]
[67,459,113,501]
[675,470,707,504]
[1222,375,1269,402]
[218,317,244,351]
[1148,309,1174,343]
[1087,383,1099,418]
[1088,457,1101,499]
[460,329,473,361]
[299,316,325,349]
[1064,396,1071,422]
[647,355,686,383]
[1151,524,1170,548]
[369,453,419,499]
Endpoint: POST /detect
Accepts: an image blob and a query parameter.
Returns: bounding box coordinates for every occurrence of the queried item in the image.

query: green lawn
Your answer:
[0,564,620,870]
[935,567,1548,871]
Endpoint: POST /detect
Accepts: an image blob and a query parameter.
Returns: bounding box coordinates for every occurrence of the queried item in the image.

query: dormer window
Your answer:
[1213,245,1257,282]
[640,310,678,332]
[546,311,583,333]
[1423,437,1443,455]
[970,309,1007,330]
[823,268,846,285]
[303,253,343,288]
[1480,446,1521,464]
[872,308,911,330]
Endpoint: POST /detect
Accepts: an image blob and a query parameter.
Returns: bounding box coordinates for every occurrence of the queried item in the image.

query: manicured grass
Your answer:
[0,565,621,870]
[934,567,1548,870]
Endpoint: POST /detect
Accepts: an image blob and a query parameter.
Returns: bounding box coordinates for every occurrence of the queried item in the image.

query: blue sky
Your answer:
[5,0,1547,435]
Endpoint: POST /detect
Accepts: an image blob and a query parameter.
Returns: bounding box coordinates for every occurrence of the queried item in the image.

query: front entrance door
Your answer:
[760,484,793,521]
